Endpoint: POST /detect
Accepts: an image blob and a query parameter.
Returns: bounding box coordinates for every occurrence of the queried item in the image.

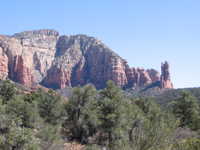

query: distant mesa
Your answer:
[0,29,173,90]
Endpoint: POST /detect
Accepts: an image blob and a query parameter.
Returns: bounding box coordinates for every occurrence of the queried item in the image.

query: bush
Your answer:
[171,92,200,130]
[0,80,17,104]
[0,100,39,150]
[172,138,200,150]
[127,98,178,150]
[6,95,39,128]
[36,89,64,125]
[36,123,62,149]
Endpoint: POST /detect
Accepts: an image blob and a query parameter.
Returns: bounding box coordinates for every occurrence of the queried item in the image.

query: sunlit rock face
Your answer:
[0,30,58,87]
[0,29,173,89]
[0,46,8,80]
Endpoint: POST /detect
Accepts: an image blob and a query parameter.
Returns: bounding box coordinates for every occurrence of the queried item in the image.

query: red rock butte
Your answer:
[0,29,173,90]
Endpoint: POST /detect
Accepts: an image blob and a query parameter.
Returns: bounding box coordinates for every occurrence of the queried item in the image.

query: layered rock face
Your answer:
[0,29,173,89]
[0,30,58,87]
[0,46,8,79]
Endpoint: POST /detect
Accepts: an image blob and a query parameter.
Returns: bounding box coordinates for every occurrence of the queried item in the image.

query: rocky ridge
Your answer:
[0,29,173,90]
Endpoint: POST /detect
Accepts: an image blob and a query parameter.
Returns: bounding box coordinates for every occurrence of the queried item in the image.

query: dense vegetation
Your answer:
[0,80,200,150]
[126,86,200,105]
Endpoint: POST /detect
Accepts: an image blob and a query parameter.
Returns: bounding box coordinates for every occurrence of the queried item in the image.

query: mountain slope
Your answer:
[126,86,200,106]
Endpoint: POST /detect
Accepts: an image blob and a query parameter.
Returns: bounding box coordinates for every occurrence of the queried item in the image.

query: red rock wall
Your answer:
[0,30,173,90]
[11,56,33,87]
[0,47,8,79]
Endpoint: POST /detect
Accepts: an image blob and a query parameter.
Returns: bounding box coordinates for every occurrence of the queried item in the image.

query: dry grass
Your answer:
[64,142,85,150]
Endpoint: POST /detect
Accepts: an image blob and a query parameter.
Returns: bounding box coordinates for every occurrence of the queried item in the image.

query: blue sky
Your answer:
[0,0,200,88]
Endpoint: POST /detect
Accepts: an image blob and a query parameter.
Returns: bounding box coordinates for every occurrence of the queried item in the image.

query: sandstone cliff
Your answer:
[160,61,173,89]
[0,29,173,89]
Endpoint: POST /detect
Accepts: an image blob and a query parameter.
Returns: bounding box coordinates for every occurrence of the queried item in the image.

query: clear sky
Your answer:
[0,0,200,88]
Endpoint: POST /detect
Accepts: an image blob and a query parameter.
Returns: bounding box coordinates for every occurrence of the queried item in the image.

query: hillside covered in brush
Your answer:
[0,80,200,150]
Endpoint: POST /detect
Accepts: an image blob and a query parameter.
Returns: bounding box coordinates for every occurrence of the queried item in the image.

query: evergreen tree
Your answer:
[129,98,178,150]
[36,89,63,125]
[171,92,200,130]
[62,84,99,144]
[97,81,131,149]
[6,95,39,128]
[0,99,39,150]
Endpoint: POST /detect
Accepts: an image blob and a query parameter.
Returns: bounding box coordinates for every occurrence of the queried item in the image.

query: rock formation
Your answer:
[160,61,173,89]
[0,46,8,80]
[0,29,173,90]
[0,30,58,87]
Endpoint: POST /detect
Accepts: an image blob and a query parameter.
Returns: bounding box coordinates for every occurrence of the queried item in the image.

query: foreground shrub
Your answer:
[172,138,200,150]
[62,85,99,144]
[171,92,200,130]
[0,100,39,150]
[36,89,64,125]
[0,80,17,104]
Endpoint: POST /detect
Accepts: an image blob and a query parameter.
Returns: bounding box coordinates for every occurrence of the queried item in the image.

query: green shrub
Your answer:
[172,138,200,150]
[62,84,99,144]
[6,95,39,128]
[171,92,200,130]
[0,80,17,104]
[36,89,64,125]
